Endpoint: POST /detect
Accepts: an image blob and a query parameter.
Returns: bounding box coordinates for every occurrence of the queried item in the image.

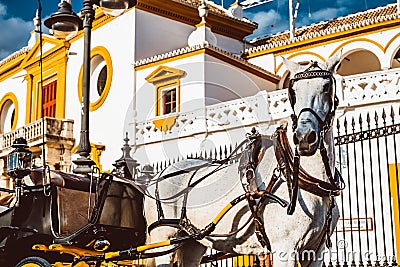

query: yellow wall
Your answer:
[388,163,400,264]
[21,37,69,123]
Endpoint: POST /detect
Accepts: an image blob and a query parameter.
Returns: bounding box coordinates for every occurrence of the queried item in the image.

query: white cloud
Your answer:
[0,2,6,16]
[0,2,32,60]
[247,9,287,40]
[298,7,347,26]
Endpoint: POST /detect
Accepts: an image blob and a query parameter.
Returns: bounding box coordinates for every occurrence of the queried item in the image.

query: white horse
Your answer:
[143,54,342,267]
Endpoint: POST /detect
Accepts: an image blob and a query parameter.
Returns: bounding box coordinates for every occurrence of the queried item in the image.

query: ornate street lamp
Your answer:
[44,0,135,174]
[7,137,33,206]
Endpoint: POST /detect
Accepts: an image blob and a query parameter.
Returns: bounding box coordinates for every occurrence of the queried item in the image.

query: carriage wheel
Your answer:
[15,256,51,267]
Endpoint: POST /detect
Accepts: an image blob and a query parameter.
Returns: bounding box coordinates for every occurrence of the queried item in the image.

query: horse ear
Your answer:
[325,49,342,72]
[282,57,302,77]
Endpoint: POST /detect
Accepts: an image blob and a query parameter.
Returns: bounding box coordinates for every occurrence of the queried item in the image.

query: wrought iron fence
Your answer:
[148,106,400,267]
[330,106,400,267]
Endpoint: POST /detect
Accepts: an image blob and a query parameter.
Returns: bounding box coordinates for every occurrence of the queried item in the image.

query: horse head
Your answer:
[283,54,341,156]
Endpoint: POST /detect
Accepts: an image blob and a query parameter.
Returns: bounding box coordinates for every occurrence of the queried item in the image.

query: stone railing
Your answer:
[341,68,400,107]
[268,68,400,119]
[0,117,74,156]
[136,92,271,145]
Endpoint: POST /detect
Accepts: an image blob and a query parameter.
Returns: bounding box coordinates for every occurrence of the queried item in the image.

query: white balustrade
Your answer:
[342,68,400,106]
[136,92,271,145]
[0,117,74,152]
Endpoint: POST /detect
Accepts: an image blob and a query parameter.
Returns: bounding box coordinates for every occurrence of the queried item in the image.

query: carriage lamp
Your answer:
[7,137,33,207]
[45,0,135,174]
[7,137,33,179]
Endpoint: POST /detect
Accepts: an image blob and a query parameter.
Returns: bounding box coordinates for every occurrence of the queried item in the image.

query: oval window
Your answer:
[78,46,113,111]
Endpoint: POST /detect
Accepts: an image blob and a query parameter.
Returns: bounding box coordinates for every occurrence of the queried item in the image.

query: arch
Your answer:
[78,46,113,111]
[337,49,381,76]
[0,92,18,133]
[384,32,400,68]
[330,38,385,74]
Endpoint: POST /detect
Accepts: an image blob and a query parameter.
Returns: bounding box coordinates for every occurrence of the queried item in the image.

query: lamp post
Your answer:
[44,0,135,174]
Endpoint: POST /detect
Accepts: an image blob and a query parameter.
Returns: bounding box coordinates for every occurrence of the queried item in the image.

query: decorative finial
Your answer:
[33,9,40,31]
[113,132,139,180]
[228,0,243,19]
[198,0,209,23]
[28,9,41,48]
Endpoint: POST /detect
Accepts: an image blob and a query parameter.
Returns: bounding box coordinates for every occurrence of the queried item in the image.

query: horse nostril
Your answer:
[293,134,299,145]
[307,131,317,144]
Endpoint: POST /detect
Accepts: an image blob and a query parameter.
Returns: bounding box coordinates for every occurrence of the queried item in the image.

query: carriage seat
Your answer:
[30,169,92,192]
[30,169,94,236]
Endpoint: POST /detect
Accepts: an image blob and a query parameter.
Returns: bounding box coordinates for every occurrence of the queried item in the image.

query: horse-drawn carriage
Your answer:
[0,55,344,267]
[0,139,146,266]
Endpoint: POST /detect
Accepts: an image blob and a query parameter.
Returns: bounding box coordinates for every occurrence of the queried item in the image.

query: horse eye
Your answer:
[323,83,330,93]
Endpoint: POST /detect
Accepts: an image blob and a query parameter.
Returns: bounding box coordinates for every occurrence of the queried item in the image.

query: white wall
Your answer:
[65,9,136,171]
[135,9,194,60]
[249,27,400,78]
[204,54,275,105]
[0,71,27,131]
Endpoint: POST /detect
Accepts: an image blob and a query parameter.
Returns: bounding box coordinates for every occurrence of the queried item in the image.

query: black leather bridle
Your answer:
[288,61,339,134]
[285,61,344,215]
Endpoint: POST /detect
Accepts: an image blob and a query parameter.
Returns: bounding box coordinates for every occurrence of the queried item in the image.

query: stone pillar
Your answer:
[0,157,11,189]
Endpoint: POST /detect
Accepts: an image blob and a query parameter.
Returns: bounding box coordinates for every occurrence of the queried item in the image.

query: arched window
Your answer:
[0,93,18,133]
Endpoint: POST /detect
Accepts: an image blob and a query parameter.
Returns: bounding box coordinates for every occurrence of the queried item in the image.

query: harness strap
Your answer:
[287,148,300,215]
[319,140,345,191]
[273,124,342,198]
[246,193,272,251]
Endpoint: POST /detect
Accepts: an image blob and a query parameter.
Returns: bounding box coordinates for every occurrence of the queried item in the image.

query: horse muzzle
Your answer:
[293,125,319,156]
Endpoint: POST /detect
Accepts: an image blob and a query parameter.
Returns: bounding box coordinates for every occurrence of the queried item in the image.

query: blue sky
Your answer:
[0,0,396,60]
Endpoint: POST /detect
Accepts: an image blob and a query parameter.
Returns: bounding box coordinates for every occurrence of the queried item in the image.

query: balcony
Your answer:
[0,117,75,173]
[135,92,271,146]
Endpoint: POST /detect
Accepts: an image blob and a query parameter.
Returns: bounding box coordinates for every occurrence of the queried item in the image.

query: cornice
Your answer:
[135,44,280,83]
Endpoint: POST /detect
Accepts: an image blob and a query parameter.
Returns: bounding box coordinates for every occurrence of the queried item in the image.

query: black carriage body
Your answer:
[0,173,146,266]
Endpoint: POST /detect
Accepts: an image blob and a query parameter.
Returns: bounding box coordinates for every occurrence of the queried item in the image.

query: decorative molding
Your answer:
[153,116,178,133]
[145,66,186,84]
[135,43,280,83]
[136,0,257,40]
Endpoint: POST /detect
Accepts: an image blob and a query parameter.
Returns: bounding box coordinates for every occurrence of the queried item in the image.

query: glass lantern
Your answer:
[7,137,33,179]
[44,0,82,40]
[100,0,129,17]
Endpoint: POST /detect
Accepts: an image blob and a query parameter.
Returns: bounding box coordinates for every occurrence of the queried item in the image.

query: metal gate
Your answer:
[330,106,400,267]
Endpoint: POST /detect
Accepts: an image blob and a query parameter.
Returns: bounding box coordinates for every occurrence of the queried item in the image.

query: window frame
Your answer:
[41,80,58,118]
[157,83,179,116]
[78,46,113,112]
